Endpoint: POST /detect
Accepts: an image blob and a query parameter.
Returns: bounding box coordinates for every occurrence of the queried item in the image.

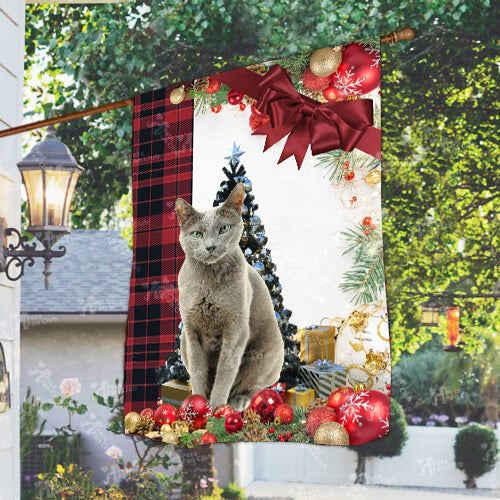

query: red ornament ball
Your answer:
[387,392,391,397]
[239,103,247,111]
[338,389,390,446]
[364,229,371,236]
[154,403,178,427]
[201,432,218,444]
[269,427,275,433]
[344,171,355,181]
[322,84,347,102]
[386,384,391,390]
[327,386,354,412]
[331,43,380,97]
[305,407,337,439]
[227,88,244,105]
[140,408,154,420]
[302,66,331,91]
[274,403,294,425]
[249,113,270,132]
[179,395,212,430]
[285,432,292,439]
[362,216,373,227]
[212,404,234,420]
[206,77,221,94]
[224,412,244,434]
[211,105,222,114]
[249,388,283,423]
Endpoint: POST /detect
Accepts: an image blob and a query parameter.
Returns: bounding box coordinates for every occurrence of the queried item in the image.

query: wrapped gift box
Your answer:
[297,324,337,363]
[285,385,315,407]
[160,379,192,408]
[271,382,287,396]
[299,361,347,399]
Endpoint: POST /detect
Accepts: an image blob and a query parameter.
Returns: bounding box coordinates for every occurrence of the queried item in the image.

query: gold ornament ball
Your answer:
[124,411,140,434]
[314,422,350,446]
[365,170,381,186]
[170,86,185,105]
[192,429,208,438]
[162,430,179,445]
[309,47,343,77]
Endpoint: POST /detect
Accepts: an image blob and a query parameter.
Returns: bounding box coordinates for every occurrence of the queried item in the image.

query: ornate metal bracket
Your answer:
[0,218,66,290]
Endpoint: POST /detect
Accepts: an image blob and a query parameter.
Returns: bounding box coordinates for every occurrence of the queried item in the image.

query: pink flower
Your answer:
[105,445,123,460]
[59,378,81,398]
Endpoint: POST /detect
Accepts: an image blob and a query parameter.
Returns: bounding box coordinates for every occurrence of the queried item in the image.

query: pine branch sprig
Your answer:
[340,223,385,304]
[188,83,231,115]
[274,50,313,85]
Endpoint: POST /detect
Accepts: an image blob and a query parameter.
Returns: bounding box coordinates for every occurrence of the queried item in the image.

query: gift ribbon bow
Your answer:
[295,384,307,392]
[273,383,285,393]
[315,359,334,372]
[216,64,381,169]
[251,65,374,168]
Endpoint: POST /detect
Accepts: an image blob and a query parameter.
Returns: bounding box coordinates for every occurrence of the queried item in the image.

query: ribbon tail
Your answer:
[278,120,310,169]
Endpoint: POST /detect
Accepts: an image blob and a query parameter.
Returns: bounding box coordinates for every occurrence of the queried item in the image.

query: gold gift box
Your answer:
[160,379,192,409]
[285,386,315,407]
[297,324,337,363]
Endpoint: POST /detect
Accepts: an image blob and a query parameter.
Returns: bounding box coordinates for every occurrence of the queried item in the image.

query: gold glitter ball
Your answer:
[309,46,342,77]
[160,423,172,434]
[161,430,179,445]
[124,411,140,434]
[170,86,186,105]
[363,349,387,375]
[365,170,382,186]
[314,422,350,446]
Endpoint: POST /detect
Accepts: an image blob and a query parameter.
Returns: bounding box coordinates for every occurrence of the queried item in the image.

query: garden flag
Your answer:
[124,38,391,446]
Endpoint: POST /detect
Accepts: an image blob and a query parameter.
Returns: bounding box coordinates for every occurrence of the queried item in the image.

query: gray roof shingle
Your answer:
[21,230,132,314]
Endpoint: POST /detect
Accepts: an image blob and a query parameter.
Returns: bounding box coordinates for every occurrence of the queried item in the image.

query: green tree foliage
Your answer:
[454,423,498,488]
[382,29,499,361]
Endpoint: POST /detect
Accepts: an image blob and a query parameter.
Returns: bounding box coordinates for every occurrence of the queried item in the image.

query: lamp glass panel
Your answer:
[62,171,80,226]
[44,169,72,226]
[21,169,44,227]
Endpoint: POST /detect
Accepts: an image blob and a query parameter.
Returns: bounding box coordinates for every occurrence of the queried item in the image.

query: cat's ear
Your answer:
[175,198,198,226]
[221,183,245,215]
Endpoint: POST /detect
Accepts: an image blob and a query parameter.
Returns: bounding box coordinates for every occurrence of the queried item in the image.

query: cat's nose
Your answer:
[206,245,216,253]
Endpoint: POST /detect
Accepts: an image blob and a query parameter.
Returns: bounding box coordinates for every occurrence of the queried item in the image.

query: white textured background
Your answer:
[192,101,386,330]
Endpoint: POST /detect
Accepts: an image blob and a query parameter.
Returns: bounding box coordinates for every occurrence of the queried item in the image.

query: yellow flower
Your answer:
[56,464,65,474]
[68,463,74,474]
[37,473,44,480]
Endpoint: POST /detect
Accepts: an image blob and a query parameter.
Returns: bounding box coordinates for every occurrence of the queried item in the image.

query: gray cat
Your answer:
[175,183,284,411]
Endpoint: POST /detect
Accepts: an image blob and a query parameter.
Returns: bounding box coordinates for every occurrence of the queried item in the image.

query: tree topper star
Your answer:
[224,142,245,166]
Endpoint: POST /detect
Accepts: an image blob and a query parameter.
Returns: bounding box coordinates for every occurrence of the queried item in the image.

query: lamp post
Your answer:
[0,125,83,289]
[420,299,440,327]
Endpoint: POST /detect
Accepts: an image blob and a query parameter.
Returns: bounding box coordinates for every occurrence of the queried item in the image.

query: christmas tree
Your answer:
[157,143,301,388]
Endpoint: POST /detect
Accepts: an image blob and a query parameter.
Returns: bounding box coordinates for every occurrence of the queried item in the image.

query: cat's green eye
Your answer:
[190,231,203,239]
[219,224,231,234]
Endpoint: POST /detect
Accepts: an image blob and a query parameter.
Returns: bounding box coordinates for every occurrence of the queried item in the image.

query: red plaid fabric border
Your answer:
[124,85,193,414]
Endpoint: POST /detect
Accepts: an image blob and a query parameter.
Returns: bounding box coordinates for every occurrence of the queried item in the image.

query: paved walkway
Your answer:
[245,481,500,499]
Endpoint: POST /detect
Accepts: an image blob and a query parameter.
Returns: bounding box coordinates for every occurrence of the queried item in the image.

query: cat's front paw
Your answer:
[228,395,250,412]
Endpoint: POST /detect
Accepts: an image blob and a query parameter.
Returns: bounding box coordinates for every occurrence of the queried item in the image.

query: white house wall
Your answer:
[0,1,24,499]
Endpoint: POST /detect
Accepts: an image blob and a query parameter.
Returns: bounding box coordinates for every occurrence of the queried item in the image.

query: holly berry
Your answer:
[278,434,284,440]
[362,216,373,227]
[206,77,221,94]
[211,105,222,113]
[285,432,292,439]
[269,427,275,433]
[364,229,371,236]
[352,196,357,202]
[344,171,355,181]
[387,392,391,397]
[386,384,391,390]
[344,160,350,167]
[239,103,247,111]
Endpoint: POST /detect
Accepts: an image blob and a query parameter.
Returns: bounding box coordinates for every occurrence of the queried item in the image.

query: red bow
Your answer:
[251,65,374,168]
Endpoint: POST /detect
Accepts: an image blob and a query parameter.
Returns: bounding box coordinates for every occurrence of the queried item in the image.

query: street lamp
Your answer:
[0,125,83,289]
[420,299,440,327]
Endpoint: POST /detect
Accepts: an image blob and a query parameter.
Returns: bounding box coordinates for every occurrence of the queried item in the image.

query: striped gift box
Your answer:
[160,379,192,409]
[298,361,347,399]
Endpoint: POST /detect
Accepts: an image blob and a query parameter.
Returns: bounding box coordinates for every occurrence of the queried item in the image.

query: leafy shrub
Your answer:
[454,423,498,488]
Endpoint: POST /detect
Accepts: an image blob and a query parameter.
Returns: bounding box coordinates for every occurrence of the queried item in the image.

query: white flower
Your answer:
[59,378,81,398]
[105,445,123,460]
